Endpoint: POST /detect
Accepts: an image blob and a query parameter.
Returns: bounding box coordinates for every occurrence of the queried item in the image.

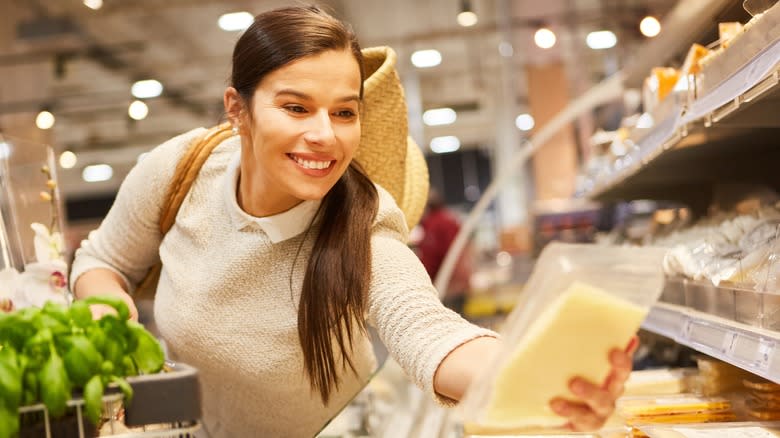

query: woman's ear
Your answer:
[223,87,243,129]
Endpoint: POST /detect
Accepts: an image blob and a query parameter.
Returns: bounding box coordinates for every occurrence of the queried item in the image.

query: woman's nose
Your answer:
[303,110,336,146]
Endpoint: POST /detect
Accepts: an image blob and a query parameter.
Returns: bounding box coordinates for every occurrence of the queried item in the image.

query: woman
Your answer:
[71,6,634,437]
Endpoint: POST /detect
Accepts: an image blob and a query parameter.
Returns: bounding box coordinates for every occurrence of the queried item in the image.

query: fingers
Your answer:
[569,377,615,418]
[89,303,118,320]
[550,398,608,431]
[606,346,634,397]
[89,302,139,321]
[625,335,640,355]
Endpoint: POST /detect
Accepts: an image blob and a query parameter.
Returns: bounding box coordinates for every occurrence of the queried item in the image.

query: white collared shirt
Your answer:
[221,151,322,243]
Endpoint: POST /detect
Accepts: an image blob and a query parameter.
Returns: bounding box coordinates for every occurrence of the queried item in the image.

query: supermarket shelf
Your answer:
[582,50,780,206]
[643,302,780,384]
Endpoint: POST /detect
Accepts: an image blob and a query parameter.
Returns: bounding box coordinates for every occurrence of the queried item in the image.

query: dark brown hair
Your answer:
[230,5,378,404]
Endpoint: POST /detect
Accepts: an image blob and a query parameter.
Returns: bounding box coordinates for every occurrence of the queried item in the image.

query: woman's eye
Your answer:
[335,110,356,118]
[285,105,307,113]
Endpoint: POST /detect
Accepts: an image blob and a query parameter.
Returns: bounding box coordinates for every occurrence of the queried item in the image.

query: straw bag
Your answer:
[133,122,233,300]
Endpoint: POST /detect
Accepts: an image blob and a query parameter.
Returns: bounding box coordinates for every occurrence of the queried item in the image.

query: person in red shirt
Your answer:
[418,189,472,314]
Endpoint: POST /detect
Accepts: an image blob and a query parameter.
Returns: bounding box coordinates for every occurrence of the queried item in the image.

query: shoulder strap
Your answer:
[158,122,233,234]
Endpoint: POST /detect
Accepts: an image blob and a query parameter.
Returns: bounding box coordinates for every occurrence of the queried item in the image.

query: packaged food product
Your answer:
[624,368,698,396]
[640,422,780,438]
[681,44,710,75]
[458,243,667,432]
[619,395,732,417]
[745,378,780,392]
[719,22,744,49]
[687,357,755,396]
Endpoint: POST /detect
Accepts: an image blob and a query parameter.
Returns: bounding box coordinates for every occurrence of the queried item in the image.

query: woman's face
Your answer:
[240,49,362,215]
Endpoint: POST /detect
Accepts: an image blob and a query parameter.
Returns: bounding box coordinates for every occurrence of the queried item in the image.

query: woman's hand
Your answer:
[549,336,639,431]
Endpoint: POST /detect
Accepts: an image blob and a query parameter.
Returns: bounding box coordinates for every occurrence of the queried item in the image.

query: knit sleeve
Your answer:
[366,188,497,406]
[69,128,207,293]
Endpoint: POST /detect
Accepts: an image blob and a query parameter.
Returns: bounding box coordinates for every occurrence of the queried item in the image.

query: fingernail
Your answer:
[551,400,565,412]
[571,380,585,394]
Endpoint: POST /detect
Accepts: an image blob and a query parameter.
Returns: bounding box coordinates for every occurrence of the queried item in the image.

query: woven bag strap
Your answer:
[158,122,233,234]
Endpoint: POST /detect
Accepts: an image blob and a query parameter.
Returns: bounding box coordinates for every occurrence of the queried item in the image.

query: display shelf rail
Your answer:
[643,301,780,384]
[582,51,780,204]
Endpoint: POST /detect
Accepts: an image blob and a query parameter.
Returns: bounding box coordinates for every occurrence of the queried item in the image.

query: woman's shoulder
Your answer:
[138,126,238,174]
[372,183,409,242]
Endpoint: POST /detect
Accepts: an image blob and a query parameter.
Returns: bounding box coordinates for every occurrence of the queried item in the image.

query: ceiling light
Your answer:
[534,28,557,49]
[218,11,254,31]
[515,114,535,131]
[423,108,457,126]
[498,42,514,57]
[131,79,163,99]
[128,100,149,120]
[36,111,55,130]
[83,0,102,10]
[82,164,113,183]
[640,16,661,38]
[586,30,618,50]
[457,0,478,27]
[430,136,460,154]
[0,142,10,160]
[457,11,478,27]
[411,50,442,68]
[59,151,77,169]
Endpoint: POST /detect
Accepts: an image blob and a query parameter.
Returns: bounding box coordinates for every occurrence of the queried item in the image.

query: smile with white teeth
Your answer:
[290,154,333,170]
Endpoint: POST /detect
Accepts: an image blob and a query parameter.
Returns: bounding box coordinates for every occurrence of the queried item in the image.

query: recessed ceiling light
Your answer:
[411,50,442,68]
[218,12,253,31]
[423,108,457,126]
[430,136,461,154]
[128,100,149,120]
[131,79,163,99]
[586,31,618,50]
[515,114,535,131]
[59,151,77,169]
[534,28,557,49]
[83,0,102,10]
[640,16,661,38]
[82,164,113,183]
[36,111,55,130]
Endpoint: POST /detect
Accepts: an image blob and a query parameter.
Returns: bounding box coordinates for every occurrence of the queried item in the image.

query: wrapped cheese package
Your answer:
[458,243,668,434]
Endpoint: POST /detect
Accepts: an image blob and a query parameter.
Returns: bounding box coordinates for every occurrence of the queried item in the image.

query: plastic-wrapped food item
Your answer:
[719,22,745,49]
[624,368,698,397]
[690,356,756,395]
[619,395,732,417]
[458,243,667,433]
[640,422,780,438]
[744,378,780,392]
[643,68,681,113]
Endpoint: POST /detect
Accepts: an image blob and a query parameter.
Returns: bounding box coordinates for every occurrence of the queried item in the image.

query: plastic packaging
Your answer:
[458,243,668,433]
[640,421,780,438]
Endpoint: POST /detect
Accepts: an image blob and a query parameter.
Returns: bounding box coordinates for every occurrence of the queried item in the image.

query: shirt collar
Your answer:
[222,151,321,243]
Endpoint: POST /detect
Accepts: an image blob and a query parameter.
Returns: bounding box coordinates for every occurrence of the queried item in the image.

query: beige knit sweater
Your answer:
[70,128,495,437]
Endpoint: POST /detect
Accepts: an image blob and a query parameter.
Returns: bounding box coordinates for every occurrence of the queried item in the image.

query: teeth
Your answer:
[292,155,331,170]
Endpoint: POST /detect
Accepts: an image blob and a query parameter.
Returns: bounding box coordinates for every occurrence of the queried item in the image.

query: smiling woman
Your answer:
[67,5,635,438]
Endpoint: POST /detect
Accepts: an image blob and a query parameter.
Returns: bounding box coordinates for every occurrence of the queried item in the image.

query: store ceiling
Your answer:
[1,0,685,200]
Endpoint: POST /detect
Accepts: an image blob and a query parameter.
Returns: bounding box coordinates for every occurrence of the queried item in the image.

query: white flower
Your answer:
[18,260,69,308]
[31,222,64,264]
[0,268,19,300]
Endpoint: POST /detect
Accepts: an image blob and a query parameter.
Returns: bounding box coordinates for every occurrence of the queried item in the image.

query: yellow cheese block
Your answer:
[681,44,710,75]
[482,281,647,428]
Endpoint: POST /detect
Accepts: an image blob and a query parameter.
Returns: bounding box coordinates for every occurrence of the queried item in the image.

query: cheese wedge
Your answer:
[482,282,647,428]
